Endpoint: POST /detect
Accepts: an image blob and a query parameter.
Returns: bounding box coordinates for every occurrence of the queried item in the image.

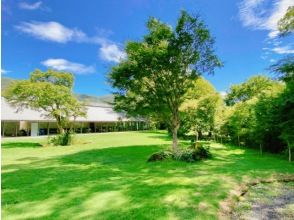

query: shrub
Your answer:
[148,145,212,162]
[49,130,74,146]
[173,149,199,162]
[194,145,212,159]
[147,150,173,162]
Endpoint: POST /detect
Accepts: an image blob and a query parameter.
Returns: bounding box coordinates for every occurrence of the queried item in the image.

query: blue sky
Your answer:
[2,0,294,96]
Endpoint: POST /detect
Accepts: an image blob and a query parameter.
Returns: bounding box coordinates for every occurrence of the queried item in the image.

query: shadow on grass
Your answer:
[1,142,43,149]
[2,144,294,220]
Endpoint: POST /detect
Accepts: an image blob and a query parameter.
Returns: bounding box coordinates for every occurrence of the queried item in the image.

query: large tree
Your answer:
[109,11,221,151]
[224,75,285,151]
[4,69,86,134]
[225,75,278,106]
[278,6,294,36]
[271,57,294,161]
[180,77,223,141]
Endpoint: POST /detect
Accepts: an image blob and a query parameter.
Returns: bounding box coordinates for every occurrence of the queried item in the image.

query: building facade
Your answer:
[1,98,148,137]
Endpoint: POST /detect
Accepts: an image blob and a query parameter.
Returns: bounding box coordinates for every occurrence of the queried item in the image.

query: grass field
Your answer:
[2,131,294,219]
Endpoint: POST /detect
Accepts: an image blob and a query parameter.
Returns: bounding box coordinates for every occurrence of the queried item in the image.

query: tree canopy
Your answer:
[278,6,294,36]
[4,69,86,135]
[180,77,223,141]
[224,75,281,105]
[109,11,222,151]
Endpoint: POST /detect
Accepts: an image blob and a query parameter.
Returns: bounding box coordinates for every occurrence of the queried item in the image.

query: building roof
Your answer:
[1,98,130,122]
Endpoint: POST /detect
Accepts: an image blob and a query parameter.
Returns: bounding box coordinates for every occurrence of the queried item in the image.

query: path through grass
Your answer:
[2,131,294,219]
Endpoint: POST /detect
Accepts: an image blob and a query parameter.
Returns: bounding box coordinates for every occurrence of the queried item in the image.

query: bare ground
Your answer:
[232,182,294,220]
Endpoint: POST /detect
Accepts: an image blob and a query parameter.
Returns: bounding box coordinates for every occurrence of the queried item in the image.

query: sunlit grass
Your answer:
[2,131,294,219]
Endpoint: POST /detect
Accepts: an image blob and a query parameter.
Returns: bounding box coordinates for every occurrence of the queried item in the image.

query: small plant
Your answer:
[194,145,212,159]
[148,144,212,162]
[147,150,173,162]
[49,130,75,146]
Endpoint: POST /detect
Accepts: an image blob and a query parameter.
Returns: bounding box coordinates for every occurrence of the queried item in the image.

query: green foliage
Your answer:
[271,56,294,82]
[177,144,212,162]
[30,69,74,88]
[278,6,294,36]
[49,130,75,146]
[225,75,281,106]
[273,56,294,161]
[148,144,211,163]
[147,150,173,162]
[222,74,294,157]
[109,11,221,151]
[4,69,86,135]
[180,77,224,139]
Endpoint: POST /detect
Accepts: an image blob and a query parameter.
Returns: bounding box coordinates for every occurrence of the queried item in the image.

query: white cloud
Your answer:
[239,0,293,38]
[1,68,10,74]
[99,43,126,63]
[16,21,126,63]
[272,46,294,54]
[15,21,87,43]
[19,1,42,10]
[41,59,95,74]
[270,58,276,62]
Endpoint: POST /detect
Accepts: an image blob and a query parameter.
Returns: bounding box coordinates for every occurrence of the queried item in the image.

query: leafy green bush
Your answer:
[174,145,211,162]
[49,131,74,146]
[194,144,212,158]
[148,145,212,162]
[147,150,173,162]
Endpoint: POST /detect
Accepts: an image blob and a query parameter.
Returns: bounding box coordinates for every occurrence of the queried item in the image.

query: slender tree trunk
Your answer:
[220,135,223,144]
[237,134,240,146]
[260,143,263,155]
[56,118,64,134]
[288,141,291,162]
[58,125,64,134]
[172,126,178,152]
[195,130,198,147]
[171,113,180,152]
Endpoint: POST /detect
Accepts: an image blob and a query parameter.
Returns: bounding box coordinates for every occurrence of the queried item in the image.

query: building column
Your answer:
[15,122,18,137]
[31,122,39,136]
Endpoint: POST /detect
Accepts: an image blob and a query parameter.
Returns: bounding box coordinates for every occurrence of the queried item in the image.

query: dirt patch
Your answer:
[232,182,294,219]
[218,175,294,220]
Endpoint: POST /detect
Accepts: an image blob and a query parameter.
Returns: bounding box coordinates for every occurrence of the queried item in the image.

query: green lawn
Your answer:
[2,131,294,220]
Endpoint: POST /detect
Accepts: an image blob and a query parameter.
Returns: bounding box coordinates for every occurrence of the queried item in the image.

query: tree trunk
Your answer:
[171,113,179,152]
[172,126,178,152]
[53,114,65,135]
[288,141,291,162]
[195,130,198,147]
[260,143,263,155]
[58,125,65,134]
[237,134,240,146]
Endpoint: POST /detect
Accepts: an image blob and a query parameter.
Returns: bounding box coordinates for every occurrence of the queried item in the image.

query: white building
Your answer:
[1,98,147,137]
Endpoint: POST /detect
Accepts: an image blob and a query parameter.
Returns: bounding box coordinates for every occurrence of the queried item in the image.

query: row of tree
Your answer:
[155,68,293,161]
[205,72,292,161]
